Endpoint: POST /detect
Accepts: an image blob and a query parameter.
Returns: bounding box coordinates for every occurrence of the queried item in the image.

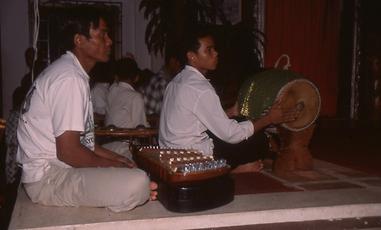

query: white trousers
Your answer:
[24,164,150,212]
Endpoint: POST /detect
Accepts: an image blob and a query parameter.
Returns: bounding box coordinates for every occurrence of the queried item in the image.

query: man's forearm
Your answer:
[94,144,136,168]
[94,144,124,161]
[56,131,125,168]
[250,115,272,133]
[58,144,125,168]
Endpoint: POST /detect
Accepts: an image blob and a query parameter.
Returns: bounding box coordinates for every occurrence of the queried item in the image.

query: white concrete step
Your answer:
[9,186,381,230]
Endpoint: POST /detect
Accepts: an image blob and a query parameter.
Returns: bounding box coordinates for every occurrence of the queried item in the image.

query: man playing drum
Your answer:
[159,27,299,172]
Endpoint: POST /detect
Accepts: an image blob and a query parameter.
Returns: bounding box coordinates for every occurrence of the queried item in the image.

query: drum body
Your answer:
[238,69,321,131]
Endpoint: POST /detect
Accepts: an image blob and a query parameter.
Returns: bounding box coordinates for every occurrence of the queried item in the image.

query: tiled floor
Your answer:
[232,118,381,196]
[232,157,380,196]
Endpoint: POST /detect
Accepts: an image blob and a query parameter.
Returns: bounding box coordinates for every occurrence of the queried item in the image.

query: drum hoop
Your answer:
[276,79,321,132]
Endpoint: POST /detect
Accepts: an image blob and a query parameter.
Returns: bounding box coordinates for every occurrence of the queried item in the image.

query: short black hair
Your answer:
[60,5,109,51]
[89,61,115,87]
[182,25,214,63]
[115,57,139,81]
[164,46,182,64]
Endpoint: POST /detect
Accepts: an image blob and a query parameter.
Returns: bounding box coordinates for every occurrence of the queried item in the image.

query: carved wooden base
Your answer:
[273,124,315,176]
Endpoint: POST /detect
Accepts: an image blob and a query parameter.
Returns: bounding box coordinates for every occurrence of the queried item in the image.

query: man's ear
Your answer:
[186,51,196,63]
[73,34,83,47]
[133,74,140,83]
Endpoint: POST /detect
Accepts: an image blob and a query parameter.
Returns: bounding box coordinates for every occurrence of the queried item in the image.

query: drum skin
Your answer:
[238,69,321,131]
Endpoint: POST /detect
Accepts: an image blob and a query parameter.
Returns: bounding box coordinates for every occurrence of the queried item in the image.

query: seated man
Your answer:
[17,6,157,212]
[103,57,150,158]
[159,27,299,172]
[105,57,149,129]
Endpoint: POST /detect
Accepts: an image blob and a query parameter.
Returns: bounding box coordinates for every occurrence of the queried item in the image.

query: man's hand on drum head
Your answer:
[267,100,300,124]
[250,99,300,132]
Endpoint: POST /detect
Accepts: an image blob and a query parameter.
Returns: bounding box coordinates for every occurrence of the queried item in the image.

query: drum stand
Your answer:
[272,124,315,176]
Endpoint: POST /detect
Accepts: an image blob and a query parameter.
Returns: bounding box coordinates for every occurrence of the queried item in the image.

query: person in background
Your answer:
[90,61,115,126]
[4,47,45,185]
[159,27,299,173]
[144,49,182,117]
[4,93,23,186]
[20,47,46,91]
[105,57,149,129]
[17,6,157,212]
[103,57,149,159]
[136,68,154,95]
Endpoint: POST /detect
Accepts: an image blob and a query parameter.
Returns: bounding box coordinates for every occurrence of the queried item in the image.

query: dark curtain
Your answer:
[358,0,381,120]
[0,27,2,117]
[264,0,341,116]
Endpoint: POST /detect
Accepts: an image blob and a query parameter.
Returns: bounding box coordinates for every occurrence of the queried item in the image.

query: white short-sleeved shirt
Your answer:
[105,82,149,128]
[91,82,110,115]
[17,51,95,183]
[159,65,254,155]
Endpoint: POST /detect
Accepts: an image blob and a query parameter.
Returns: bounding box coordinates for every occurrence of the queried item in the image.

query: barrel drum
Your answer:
[238,69,321,132]
[237,69,321,175]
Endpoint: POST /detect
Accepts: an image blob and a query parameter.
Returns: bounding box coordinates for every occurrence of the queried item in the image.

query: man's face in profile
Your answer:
[80,18,113,63]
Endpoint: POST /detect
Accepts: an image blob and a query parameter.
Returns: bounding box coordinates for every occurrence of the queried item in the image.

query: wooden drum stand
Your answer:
[272,124,315,176]
[237,69,321,177]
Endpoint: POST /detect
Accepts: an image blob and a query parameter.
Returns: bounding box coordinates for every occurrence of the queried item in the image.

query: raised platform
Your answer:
[8,160,381,230]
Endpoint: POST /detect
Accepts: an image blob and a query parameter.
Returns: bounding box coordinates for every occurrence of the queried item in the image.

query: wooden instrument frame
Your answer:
[133,147,231,184]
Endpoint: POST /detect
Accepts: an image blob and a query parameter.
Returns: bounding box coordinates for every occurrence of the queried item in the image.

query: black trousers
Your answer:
[209,129,269,169]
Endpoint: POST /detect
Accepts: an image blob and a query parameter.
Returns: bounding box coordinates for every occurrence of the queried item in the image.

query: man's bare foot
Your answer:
[231,160,264,174]
[149,181,158,201]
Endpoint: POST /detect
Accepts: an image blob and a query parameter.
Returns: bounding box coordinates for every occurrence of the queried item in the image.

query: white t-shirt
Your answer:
[159,65,254,155]
[17,51,95,183]
[91,82,110,115]
[105,82,149,128]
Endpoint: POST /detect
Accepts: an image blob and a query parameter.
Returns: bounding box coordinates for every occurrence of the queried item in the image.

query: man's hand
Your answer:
[267,100,300,125]
[94,144,137,168]
[251,99,301,132]
[114,155,136,168]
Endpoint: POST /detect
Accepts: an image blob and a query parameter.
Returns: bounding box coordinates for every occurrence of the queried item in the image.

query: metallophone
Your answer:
[133,145,235,212]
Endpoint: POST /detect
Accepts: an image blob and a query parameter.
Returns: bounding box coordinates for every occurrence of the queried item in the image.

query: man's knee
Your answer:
[124,169,150,200]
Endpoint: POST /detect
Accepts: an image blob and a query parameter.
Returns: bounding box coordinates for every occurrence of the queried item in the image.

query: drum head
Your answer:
[238,69,321,132]
[276,79,321,131]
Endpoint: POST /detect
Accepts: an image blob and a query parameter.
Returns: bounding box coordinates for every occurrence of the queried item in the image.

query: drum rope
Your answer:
[274,54,291,70]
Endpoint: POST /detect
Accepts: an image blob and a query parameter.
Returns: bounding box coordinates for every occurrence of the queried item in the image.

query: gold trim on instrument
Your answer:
[240,81,255,117]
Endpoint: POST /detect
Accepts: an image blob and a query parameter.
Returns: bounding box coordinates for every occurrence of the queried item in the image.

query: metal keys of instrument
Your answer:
[175,159,227,174]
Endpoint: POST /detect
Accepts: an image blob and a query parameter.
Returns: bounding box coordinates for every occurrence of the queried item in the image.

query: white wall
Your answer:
[0,0,163,118]
[0,0,30,119]
[125,0,164,72]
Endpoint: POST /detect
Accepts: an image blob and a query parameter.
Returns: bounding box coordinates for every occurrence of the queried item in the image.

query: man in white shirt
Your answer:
[91,82,110,115]
[17,6,157,212]
[159,27,298,172]
[105,58,149,129]
[103,57,149,159]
